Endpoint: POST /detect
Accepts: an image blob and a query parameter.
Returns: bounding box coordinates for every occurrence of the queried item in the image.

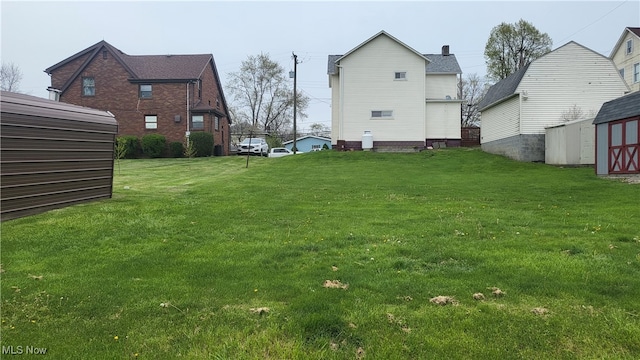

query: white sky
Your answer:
[2,0,639,131]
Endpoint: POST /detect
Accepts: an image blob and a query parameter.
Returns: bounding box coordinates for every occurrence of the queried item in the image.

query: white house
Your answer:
[610,27,640,93]
[328,31,462,151]
[478,41,629,162]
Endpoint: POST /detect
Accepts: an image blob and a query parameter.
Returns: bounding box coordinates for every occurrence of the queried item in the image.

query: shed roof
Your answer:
[592,91,640,125]
[283,135,331,145]
[477,63,529,111]
[327,31,461,75]
[1,91,117,126]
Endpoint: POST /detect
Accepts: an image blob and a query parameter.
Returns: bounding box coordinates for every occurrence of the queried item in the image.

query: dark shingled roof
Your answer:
[477,63,530,111]
[629,27,640,37]
[327,53,461,75]
[423,54,462,74]
[592,91,640,125]
[45,40,214,87]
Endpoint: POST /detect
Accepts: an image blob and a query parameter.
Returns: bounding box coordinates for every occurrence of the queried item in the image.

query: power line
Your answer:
[556,0,629,44]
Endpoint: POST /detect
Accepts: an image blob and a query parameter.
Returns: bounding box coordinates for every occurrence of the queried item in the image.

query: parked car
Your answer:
[237,138,268,156]
[268,147,305,158]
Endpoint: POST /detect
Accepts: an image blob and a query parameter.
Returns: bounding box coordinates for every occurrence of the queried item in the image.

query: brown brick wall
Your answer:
[54,52,230,155]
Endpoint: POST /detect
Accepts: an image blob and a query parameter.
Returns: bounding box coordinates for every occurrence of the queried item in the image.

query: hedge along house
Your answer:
[45,40,232,155]
[1,91,117,221]
[593,91,640,175]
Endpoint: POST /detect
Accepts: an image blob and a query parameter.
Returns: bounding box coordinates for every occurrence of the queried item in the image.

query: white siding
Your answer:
[611,31,640,92]
[425,101,462,139]
[425,74,458,99]
[517,42,629,134]
[480,96,519,143]
[337,35,426,142]
[330,75,340,142]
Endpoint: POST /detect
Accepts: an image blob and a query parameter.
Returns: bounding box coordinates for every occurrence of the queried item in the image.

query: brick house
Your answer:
[45,40,232,155]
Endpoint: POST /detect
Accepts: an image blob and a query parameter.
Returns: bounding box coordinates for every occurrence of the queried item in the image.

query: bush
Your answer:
[189,132,214,157]
[141,134,167,158]
[169,142,184,158]
[117,135,140,159]
[322,143,329,150]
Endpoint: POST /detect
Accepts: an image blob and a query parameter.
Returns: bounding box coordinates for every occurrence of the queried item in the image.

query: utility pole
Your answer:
[292,52,299,153]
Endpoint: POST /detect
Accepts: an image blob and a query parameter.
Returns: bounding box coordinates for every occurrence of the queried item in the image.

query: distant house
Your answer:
[478,41,629,162]
[283,135,331,152]
[610,27,640,93]
[45,41,232,155]
[328,31,462,152]
[593,91,640,175]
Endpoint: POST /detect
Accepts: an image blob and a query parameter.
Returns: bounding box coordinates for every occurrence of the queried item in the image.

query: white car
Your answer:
[237,138,268,156]
[268,147,304,158]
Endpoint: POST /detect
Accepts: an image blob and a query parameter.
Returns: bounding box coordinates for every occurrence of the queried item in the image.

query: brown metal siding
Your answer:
[1,91,117,221]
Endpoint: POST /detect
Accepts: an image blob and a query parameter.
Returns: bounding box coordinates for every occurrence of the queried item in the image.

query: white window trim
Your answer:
[371,110,394,119]
[145,115,157,129]
[626,39,633,55]
[394,71,407,81]
[633,63,640,83]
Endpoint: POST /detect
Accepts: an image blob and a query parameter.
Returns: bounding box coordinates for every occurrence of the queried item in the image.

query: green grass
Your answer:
[2,149,639,359]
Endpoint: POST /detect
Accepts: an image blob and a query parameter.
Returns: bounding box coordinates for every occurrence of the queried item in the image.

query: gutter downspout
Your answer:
[186,82,190,136]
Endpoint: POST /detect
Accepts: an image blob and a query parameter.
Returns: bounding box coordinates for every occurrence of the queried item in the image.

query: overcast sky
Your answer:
[2,0,638,130]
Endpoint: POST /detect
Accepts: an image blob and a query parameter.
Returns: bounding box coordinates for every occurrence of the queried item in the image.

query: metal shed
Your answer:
[593,91,640,175]
[545,118,595,166]
[1,91,118,221]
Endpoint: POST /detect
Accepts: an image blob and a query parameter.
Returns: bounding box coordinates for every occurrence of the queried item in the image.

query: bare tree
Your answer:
[225,53,309,137]
[484,19,552,81]
[560,105,597,122]
[308,122,329,136]
[1,62,23,92]
[458,73,489,127]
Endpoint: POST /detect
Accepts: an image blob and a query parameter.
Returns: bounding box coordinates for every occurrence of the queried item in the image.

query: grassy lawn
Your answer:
[1,149,639,359]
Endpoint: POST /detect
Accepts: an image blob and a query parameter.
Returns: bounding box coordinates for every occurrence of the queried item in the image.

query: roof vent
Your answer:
[442,45,450,56]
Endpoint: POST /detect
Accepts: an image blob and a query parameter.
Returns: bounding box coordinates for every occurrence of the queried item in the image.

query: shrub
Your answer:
[141,134,167,158]
[189,132,214,157]
[169,141,184,158]
[322,143,329,150]
[117,135,140,159]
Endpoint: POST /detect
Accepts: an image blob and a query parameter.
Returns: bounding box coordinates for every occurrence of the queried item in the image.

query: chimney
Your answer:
[442,45,450,56]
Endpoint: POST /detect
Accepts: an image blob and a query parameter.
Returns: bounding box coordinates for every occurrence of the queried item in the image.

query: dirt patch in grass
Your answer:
[429,296,458,305]
[323,280,348,290]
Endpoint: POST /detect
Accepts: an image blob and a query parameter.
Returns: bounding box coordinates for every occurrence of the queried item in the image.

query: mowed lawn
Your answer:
[1,149,639,359]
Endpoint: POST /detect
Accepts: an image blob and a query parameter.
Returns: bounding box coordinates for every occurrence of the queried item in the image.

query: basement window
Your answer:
[139,84,153,99]
[371,110,393,119]
[145,115,157,129]
[82,77,95,96]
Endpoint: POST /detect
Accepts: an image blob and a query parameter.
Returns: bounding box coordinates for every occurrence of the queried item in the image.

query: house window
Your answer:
[626,39,633,55]
[82,77,95,96]
[634,63,639,83]
[139,84,152,99]
[192,115,204,130]
[145,115,157,129]
[214,116,220,131]
[394,72,407,80]
[312,144,322,151]
[371,110,393,119]
[102,50,108,59]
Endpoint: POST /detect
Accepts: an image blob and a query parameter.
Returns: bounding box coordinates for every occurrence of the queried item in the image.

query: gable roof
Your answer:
[45,40,214,89]
[593,91,640,124]
[609,27,640,58]
[283,135,331,145]
[327,31,461,75]
[478,41,610,111]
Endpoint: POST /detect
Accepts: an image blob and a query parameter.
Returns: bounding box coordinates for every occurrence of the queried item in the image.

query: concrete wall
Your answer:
[482,134,546,162]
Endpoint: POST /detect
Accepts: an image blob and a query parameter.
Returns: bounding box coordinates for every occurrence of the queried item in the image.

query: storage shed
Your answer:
[593,91,640,175]
[545,118,595,166]
[1,91,118,221]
